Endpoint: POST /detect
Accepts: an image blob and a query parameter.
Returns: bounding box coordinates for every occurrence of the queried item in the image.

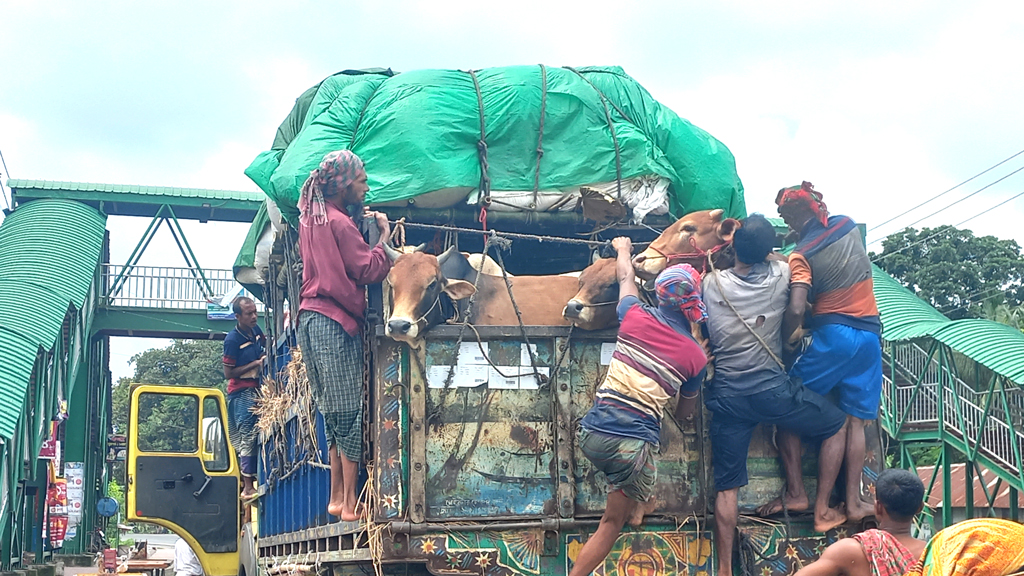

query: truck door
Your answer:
[127,385,240,576]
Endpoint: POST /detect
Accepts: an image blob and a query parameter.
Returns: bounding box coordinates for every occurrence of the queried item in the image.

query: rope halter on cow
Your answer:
[645,236,733,274]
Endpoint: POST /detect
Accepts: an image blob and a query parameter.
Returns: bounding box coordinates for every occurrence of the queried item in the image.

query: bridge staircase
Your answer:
[880,339,1024,528]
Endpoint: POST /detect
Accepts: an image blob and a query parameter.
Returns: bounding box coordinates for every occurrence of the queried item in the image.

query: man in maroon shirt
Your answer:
[295,150,391,521]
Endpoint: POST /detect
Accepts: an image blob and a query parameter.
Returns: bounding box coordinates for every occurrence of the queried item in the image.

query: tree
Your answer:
[111,340,226,435]
[109,340,226,489]
[871,225,1024,319]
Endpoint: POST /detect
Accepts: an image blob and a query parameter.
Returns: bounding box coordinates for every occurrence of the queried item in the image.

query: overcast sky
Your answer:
[2,0,1023,381]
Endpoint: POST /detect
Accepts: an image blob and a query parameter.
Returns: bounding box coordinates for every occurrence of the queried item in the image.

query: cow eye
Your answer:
[682,225,697,233]
[427,279,438,290]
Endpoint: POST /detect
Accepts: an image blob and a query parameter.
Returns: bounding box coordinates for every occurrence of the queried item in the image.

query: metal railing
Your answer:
[101,264,257,310]
[884,340,1024,476]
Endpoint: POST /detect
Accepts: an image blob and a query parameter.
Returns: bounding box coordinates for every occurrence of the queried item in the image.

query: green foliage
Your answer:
[871,225,1024,320]
[104,481,132,545]
[111,339,225,453]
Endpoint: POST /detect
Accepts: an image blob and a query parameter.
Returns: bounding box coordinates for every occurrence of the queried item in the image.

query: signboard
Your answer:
[207,301,236,321]
[48,516,68,549]
[39,422,59,459]
[106,434,127,462]
[47,478,68,515]
[64,462,85,534]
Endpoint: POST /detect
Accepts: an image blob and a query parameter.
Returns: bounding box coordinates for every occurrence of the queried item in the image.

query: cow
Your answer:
[564,209,740,330]
[383,244,579,344]
[632,208,740,280]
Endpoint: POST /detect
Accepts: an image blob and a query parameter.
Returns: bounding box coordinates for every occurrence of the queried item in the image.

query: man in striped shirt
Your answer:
[569,237,708,576]
[773,182,883,523]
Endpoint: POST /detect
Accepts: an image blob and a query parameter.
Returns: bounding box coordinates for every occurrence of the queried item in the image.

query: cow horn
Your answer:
[382,243,402,262]
[436,245,458,266]
[413,243,428,253]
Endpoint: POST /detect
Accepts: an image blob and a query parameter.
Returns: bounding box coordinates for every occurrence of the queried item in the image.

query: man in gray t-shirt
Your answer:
[703,214,849,576]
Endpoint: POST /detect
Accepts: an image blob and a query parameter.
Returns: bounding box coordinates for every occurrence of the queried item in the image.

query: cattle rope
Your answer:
[387,220,653,248]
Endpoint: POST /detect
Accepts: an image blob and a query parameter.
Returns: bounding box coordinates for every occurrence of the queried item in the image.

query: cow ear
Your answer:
[718,218,741,243]
[442,279,476,300]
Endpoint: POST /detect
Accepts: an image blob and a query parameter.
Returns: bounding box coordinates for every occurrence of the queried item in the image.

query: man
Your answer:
[174,537,203,576]
[795,468,927,576]
[222,296,265,499]
[702,214,849,576]
[569,237,708,576]
[771,182,882,523]
[296,150,391,522]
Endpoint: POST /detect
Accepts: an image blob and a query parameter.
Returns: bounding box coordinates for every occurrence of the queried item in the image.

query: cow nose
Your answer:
[388,319,412,334]
[564,300,584,318]
[632,254,647,264]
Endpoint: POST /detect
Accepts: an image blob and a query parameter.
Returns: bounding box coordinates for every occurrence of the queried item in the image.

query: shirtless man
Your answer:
[794,468,926,576]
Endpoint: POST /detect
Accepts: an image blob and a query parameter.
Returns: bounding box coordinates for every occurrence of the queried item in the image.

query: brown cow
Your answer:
[632,208,740,280]
[383,245,579,344]
[564,209,740,330]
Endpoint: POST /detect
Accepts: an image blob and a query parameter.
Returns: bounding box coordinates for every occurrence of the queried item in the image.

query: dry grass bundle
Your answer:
[360,463,386,576]
[256,346,325,484]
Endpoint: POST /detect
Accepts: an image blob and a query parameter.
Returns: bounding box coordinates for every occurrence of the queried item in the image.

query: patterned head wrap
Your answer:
[655,263,707,324]
[775,181,828,227]
[298,150,366,226]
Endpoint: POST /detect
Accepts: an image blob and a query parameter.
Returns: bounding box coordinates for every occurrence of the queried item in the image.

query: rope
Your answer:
[467,69,492,231]
[348,79,386,150]
[388,217,407,248]
[564,66,624,201]
[532,64,548,210]
[387,220,650,248]
[488,232,544,381]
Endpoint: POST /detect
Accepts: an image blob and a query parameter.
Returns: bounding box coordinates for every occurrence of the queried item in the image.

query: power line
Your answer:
[867,147,1024,235]
[872,188,1024,264]
[867,164,1024,246]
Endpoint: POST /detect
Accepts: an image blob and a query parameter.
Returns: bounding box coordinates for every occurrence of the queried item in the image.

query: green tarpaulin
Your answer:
[245,65,745,225]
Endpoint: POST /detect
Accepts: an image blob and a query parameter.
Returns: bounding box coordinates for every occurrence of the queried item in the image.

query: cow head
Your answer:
[633,209,740,280]
[563,256,620,330]
[383,245,476,343]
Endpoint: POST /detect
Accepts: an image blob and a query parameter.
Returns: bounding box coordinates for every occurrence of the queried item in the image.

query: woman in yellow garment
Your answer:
[905,518,1024,576]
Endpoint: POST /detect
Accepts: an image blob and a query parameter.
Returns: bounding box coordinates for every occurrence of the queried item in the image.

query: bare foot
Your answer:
[340,506,360,523]
[327,501,345,518]
[846,498,875,523]
[814,506,847,533]
[627,498,658,528]
[756,493,810,517]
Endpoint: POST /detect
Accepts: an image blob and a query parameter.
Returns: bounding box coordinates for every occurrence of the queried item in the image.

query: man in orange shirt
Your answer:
[759,182,881,524]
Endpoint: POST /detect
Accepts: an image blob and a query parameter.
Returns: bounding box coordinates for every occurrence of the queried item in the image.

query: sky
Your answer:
[2,0,1023,380]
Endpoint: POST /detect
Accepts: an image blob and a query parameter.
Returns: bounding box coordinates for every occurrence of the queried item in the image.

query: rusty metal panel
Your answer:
[422,336,559,519]
[568,337,709,518]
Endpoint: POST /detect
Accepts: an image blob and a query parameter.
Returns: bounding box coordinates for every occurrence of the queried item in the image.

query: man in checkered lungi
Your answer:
[296,150,391,521]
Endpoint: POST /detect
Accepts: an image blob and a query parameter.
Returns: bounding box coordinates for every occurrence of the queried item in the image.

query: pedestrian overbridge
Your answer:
[0,180,266,566]
[93,263,264,339]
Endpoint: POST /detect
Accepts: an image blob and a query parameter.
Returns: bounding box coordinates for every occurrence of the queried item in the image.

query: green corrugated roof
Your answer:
[0,199,106,439]
[7,178,263,202]
[873,263,1024,384]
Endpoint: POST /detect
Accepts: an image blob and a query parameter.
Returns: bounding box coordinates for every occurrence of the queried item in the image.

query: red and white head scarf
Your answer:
[298,150,366,226]
[775,181,829,227]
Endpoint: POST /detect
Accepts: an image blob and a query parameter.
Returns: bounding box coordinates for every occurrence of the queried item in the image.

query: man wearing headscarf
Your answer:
[569,237,708,576]
[702,214,849,576]
[295,150,392,522]
[768,182,882,524]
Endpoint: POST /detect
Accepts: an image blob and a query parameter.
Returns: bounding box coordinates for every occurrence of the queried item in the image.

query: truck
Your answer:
[124,64,885,576]
[125,210,886,576]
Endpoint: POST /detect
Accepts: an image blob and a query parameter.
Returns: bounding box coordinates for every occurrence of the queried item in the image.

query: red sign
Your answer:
[39,422,59,459]
[47,479,68,515]
[48,516,68,548]
[102,549,117,571]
